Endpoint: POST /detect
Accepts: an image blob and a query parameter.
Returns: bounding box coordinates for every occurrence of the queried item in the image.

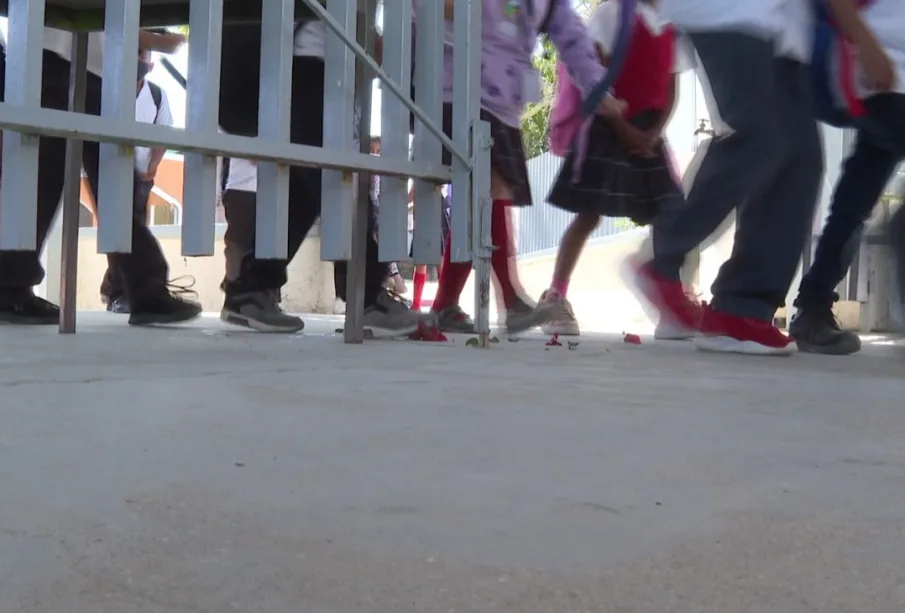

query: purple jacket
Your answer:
[439,0,605,128]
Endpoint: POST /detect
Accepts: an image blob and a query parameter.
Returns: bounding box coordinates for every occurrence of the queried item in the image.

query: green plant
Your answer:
[519,1,602,158]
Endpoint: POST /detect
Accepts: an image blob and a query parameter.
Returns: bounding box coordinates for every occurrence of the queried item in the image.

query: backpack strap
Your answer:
[580,0,636,116]
[148,81,163,123]
[538,0,555,35]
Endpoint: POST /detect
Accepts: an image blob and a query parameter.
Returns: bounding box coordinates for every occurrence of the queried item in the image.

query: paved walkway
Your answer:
[2,313,904,612]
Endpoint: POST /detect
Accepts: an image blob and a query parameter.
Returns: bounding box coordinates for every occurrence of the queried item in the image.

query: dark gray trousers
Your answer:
[651,32,823,321]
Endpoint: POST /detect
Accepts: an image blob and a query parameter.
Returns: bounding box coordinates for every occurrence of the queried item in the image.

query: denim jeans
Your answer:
[796,94,905,309]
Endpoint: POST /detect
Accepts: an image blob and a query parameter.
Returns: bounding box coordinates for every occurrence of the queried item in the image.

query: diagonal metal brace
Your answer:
[299,0,469,166]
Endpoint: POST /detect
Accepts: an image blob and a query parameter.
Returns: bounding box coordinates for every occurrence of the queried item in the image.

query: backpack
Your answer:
[548,0,636,166]
[810,0,876,127]
[147,81,163,123]
[219,15,307,136]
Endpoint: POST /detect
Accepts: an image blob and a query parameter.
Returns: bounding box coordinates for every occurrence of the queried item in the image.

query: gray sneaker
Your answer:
[221,291,305,333]
[432,304,476,333]
[361,291,422,338]
[506,295,558,336]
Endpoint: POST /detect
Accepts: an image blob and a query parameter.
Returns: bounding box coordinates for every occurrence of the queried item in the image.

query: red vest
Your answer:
[611,18,676,119]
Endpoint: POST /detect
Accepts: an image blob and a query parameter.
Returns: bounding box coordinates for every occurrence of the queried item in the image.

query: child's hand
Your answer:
[615,124,656,158]
[639,129,662,156]
[860,38,895,91]
[597,95,626,119]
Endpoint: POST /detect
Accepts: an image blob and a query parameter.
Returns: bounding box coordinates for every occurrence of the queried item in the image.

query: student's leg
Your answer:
[791,94,905,354]
[433,193,516,330]
[889,196,905,307]
[101,177,155,313]
[221,188,257,288]
[694,57,822,353]
[334,261,347,303]
[0,51,75,323]
[550,213,600,296]
[649,33,784,279]
[539,212,599,336]
[220,177,308,332]
[220,57,327,331]
[411,264,427,310]
[223,57,418,335]
[637,33,810,352]
[80,72,199,325]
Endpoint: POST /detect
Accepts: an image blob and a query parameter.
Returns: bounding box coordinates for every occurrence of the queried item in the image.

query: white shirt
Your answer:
[134,79,174,173]
[294,21,325,58]
[224,158,258,192]
[860,0,905,94]
[659,0,811,62]
[588,1,694,73]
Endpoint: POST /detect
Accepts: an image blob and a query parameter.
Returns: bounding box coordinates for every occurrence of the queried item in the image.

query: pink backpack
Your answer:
[548,62,585,157]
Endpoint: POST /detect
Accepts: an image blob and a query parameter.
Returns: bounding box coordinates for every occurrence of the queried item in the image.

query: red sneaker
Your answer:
[624,259,703,331]
[694,306,796,355]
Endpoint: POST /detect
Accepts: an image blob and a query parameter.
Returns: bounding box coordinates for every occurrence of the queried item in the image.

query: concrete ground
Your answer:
[2,312,904,613]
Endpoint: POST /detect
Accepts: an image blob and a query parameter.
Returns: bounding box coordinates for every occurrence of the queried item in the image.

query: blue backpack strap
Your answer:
[809,0,877,127]
[580,0,636,116]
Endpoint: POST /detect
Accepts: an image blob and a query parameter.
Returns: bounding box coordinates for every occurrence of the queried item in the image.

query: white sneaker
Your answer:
[334,298,346,315]
[654,316,694,340]
[539,290,580,336]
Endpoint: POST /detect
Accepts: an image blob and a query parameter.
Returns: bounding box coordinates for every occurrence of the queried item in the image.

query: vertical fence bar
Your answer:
[411,0,444,265]
[254,0,295,259]
[344,0,377,343]
[450,0,480,264]
[0,0,46,250]
[59,33,89,334]
[182,0,224,256]
[377,0,412,264]
[321,0,358,263]
[97,0,140,253]
[472,119,492,342]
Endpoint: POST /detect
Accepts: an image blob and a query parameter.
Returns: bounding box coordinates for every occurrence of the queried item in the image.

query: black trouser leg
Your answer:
[223,57,388,306]
[100,177,155,302]
[332,206,385,305]
[222,164,320,295]
[0,51,71,303]
[797,93,905,310]
[334,259,347,302]
[221,188,258,289]
[80,73,170,301]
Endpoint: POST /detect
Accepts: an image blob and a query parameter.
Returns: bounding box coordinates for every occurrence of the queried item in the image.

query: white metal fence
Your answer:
[517,151,636,257]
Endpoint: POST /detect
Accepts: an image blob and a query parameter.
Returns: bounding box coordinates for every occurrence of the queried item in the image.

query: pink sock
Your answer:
[550,278,569,297]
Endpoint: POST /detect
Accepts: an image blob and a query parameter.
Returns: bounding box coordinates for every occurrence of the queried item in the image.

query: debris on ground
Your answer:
[567,341,579,351]
[409,321,448,342]
[546,333,562,347]
[623,333,642,345]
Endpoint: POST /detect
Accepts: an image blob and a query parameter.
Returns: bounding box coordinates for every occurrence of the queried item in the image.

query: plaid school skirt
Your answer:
[440,104,533,207]
[547,110,681,226]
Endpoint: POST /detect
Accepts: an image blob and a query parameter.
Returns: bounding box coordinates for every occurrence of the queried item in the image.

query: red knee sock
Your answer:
[411,270,427,310]
[490,199,520,309]
[432,229,471,312]
[433,200,522,312]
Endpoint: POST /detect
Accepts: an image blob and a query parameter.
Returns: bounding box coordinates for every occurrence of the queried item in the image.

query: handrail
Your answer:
[149,185,184,226]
